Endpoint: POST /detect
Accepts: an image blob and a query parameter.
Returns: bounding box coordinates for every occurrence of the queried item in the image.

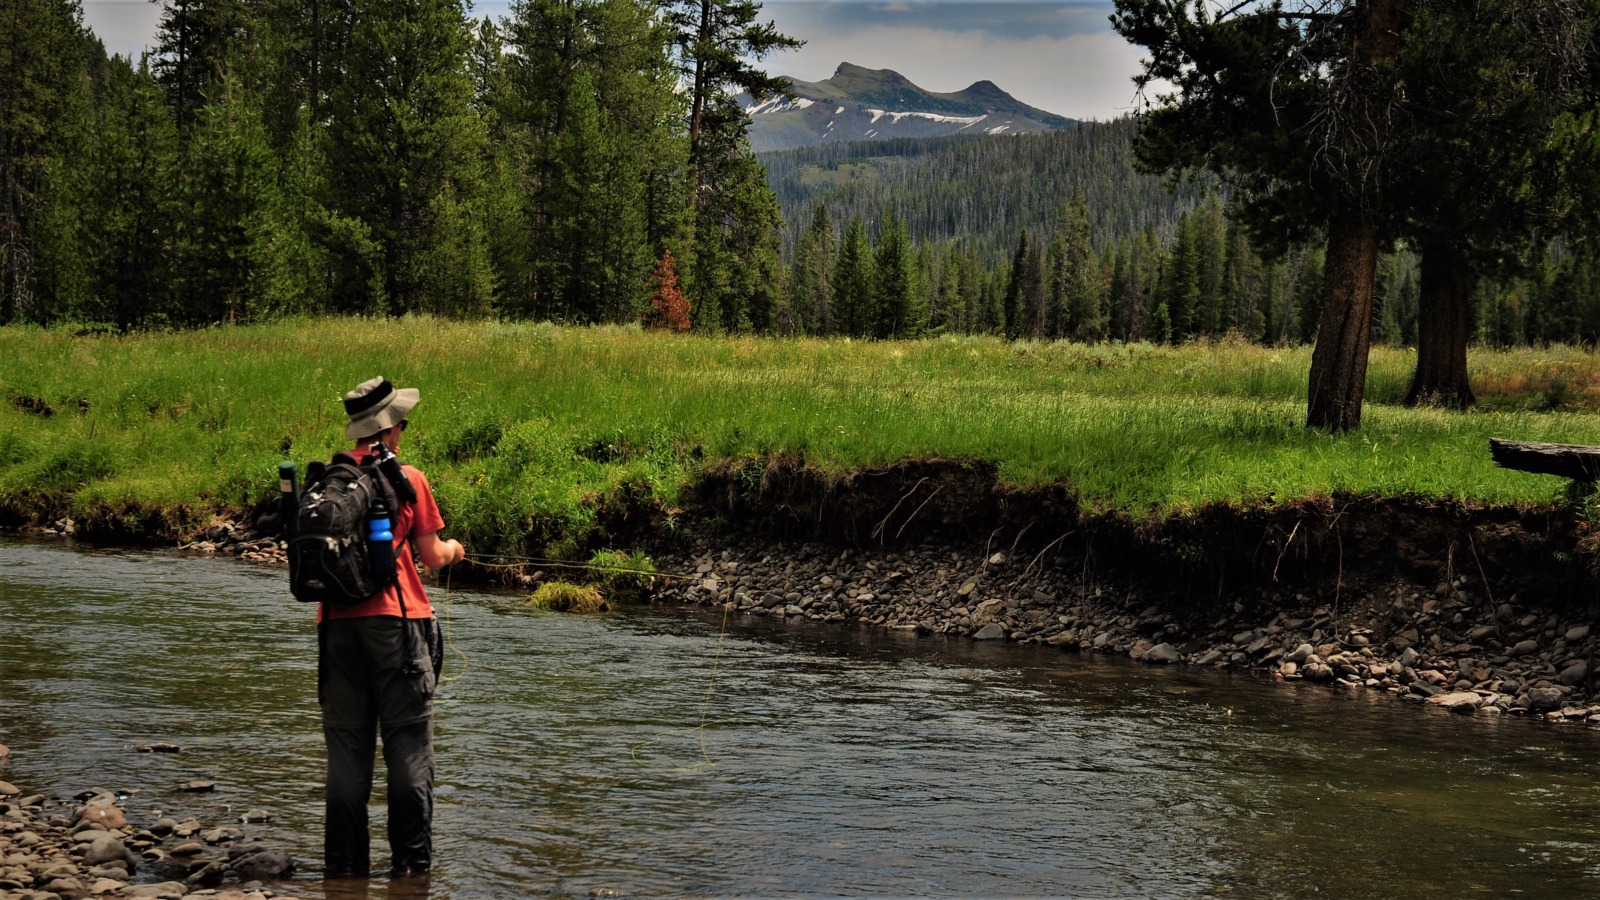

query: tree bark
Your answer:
[1406,242,1475,408]
[1304,0,1404,432]
[1307,206,1380,431]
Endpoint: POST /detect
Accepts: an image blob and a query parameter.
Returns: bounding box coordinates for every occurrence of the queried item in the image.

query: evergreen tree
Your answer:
[832,215,871,337]
[873,209,912,338]
[0,0,89,323]
[322,0,490,314]
[791,204,834,334]
[1002,231,1028,340]
[153,0,252,134]
[172,69,281,324]
[79,56,181,329]
[1054,196,1105,341]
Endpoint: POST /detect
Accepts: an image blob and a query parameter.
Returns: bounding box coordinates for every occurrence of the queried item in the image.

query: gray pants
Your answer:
[319,616,438,875]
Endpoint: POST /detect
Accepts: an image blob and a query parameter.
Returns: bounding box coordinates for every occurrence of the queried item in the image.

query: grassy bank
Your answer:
[1,319,1597,552]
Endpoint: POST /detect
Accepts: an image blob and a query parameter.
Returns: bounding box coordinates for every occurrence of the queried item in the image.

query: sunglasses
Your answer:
[399,420,409,431]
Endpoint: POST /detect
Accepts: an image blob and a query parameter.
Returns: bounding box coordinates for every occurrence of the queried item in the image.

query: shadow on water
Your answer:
[5,536,1600,898]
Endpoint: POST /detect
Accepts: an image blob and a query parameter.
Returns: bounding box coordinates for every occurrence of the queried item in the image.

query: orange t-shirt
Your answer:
[319,463,443,622]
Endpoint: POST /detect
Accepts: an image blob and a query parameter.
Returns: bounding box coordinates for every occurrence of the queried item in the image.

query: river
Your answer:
[3,538,1600,898]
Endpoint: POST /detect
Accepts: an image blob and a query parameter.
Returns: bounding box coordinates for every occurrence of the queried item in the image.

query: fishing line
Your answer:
[447,552,732,771]
[461,552,701,580]
[629,601,731,774]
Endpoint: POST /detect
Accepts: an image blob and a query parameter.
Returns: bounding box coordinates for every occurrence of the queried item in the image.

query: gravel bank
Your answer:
[0,767,300,900]
[648,536,1600,725]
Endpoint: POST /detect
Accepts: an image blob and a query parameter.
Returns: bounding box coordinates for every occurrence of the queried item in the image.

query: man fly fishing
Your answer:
[309,376,465,879]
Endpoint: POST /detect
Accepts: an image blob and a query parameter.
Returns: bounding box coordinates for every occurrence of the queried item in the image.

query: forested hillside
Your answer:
[763,122,1203,263]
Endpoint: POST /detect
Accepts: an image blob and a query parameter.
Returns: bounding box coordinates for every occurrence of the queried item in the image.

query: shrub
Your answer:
[587,548,656,603]
[528,581,607,612]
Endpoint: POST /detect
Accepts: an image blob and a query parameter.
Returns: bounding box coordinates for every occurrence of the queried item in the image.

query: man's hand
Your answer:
[417,532,465,570]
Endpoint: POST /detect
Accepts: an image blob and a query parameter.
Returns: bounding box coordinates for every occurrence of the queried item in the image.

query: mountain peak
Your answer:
[743,63,1076,152]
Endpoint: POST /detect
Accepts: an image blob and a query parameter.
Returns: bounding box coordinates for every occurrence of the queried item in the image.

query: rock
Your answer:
[1144,643,1181,665]
[1468,625,1498,643]
[1428,691,1482,713]
[82,836,137,870]
[1400,647,1420,668]
[1279,662,1299,677]
[1567,625,1591,642]
[1559,660,1589,687]
[972,623,1006,640]
[187,860,227,887]
[201,826,244,844]
[972,599,1005,625]
[1527,686,1564,712]
[1302,663,1335,683]
[237,810,271,824]
[149,818,179,837]
[169,843,204,857]
[0,782,17,796]
[1196,649,1224,666]
[78,803,126,830]
[171,818,203,837]
[229,849,294,882]
[43,876,85,896]
[134,743,183,754]
[89,877,129,893]
[176,781,215,793]
[1286,643,1314,664]
[1511,639,1539,657]
[124,881,191,898]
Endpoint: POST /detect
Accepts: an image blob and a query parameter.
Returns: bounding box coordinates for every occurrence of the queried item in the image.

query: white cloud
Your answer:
[81,0,163,60]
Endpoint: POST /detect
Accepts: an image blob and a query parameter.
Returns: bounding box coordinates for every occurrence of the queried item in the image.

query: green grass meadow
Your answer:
[2,319,1598,551]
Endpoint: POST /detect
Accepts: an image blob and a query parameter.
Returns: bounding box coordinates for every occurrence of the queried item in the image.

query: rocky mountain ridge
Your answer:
[743,62,1076,152]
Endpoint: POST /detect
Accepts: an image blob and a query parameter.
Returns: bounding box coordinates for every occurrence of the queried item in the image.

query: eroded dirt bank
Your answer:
[645,457,1600,724]
[13,457,1600,725]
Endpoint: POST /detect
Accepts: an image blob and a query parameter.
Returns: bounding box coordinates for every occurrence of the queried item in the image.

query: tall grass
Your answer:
[0,319,1593,549]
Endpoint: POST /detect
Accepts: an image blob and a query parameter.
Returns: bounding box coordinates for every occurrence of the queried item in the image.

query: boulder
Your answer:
[82,836,138,871]
[972,623,1006,641]
[229,848,294,882]
[1427,692,1482,714]
[1143,643,1181,665]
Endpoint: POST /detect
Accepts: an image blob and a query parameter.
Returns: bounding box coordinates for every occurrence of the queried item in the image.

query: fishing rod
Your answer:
[460,552,700,580]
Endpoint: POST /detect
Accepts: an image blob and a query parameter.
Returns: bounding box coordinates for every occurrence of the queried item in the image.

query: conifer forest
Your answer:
[6,0,1600,360]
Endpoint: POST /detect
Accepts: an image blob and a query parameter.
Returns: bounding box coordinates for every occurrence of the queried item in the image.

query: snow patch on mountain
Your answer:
[867,109,989,126]
[744,96,816,116]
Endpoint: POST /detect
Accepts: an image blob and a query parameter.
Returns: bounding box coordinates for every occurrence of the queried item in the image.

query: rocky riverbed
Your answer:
[645,536,1600,725]
[0,757,300,900]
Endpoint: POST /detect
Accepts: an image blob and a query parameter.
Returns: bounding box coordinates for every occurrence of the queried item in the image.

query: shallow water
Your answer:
[4,537,1600,898]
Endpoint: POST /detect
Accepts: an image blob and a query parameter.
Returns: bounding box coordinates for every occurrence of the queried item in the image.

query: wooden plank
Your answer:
[1489,438,1600,481]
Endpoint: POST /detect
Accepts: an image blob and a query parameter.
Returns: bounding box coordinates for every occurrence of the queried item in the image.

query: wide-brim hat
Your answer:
[344,376,419,440]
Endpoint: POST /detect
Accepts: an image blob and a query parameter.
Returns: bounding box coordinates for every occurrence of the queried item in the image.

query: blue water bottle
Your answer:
[367,494,396,581]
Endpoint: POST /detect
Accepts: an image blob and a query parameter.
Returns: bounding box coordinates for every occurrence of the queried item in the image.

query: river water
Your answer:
[4,538,1600,898]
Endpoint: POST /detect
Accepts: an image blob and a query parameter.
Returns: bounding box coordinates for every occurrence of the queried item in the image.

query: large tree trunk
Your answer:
[1304,0,1405,432]
[1307,206,1380,431]
[1406,243,1475,408]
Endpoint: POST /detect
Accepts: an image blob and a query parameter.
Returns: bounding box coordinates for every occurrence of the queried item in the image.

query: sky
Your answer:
[79,0,1146,122]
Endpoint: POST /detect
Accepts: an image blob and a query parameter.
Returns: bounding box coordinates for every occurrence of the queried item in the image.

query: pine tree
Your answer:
[832,215,872,337]
[322,0,489,314]
[172,69,281,324]
[79,56,181,329]
[873,209,912,338]
[791,204,834,334]
[0,0,90,323]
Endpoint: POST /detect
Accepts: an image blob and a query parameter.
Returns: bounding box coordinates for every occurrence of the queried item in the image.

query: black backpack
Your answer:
[287,451,400,605]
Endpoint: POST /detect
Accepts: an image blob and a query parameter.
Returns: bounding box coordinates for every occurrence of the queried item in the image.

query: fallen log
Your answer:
[1489,438,1600,482]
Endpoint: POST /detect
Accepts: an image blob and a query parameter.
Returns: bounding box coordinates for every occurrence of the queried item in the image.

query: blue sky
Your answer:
[80,0,1144,121]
